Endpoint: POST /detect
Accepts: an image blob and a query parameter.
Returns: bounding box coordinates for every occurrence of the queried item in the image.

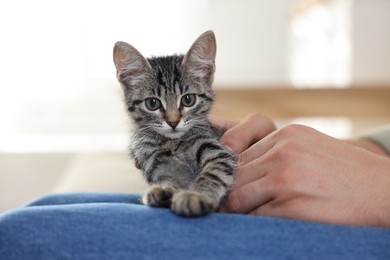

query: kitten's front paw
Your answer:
[171,191,216,217]
[143,186,174,208]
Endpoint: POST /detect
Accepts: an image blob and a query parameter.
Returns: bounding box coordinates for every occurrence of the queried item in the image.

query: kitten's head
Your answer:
[113,31,216,139]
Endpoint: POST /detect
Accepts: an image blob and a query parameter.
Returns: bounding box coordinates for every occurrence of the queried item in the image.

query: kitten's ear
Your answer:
[182,31,216,86]
[113,42,152,88]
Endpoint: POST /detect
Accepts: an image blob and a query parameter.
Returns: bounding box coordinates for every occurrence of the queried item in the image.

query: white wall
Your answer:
[196,0,294,86]
[351,0,390,84]
[0,0,297,152]
[1,0,389,152]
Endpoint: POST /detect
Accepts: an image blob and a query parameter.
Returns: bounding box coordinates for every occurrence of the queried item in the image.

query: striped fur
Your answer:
[113,31,236,217]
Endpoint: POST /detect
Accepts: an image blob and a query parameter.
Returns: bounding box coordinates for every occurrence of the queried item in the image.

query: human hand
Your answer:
[212,113,277,153]
[219,114,390,227]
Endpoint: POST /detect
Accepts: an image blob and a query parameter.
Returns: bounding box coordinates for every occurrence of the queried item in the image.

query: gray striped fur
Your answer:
[113,31,236,217]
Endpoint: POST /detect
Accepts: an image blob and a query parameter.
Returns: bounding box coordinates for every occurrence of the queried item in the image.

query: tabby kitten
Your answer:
[113,31,236,217]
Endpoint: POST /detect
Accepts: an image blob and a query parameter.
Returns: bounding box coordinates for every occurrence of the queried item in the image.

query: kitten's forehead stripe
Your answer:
[156,70,165,87]
[148,55,184,95]
[157,86,161,97]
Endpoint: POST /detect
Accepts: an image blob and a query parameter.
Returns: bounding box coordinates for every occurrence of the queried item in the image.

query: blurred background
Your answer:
[1,0,389,211]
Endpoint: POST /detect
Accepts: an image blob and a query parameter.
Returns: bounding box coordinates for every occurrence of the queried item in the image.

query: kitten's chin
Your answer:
[157,122,190,139]
[161,130,186,139]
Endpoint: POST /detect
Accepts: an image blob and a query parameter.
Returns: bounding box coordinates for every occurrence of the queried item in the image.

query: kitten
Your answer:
[113,31,236,217]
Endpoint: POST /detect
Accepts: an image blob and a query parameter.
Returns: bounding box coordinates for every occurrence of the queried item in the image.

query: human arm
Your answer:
[353,125,390,155]
[218,113,390,227]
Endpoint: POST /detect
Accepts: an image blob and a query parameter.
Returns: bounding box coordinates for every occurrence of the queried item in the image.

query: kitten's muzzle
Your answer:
[167,121,179,130]
[165,112,180,130]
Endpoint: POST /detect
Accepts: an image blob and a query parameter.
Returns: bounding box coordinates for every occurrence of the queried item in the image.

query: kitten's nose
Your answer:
[167,121,179,130]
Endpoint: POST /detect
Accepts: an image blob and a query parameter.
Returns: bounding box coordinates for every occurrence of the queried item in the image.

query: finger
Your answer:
[231,156,269,189]
[249,202,282,217]
[237,132,277,165]
[223,178,274,214]
[220,156,270,212]
[220,113,276,154]
[249,199,307,221]
[209,117,238,130]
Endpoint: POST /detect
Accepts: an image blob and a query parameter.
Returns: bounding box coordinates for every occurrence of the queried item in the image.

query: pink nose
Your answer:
[167,121,179,130]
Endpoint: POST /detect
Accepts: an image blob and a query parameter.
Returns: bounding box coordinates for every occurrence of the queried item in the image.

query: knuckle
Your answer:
[268,140,296,161]
[269,167,290,186]
[278,124,310,137]
[247,112,275,128]
[237,152,248,165]
[247,113,269,126]
[247,112,264,121]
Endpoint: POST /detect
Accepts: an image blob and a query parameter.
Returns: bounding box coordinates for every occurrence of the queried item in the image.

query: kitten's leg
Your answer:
[143,185,177,208]
[171,143,236,217]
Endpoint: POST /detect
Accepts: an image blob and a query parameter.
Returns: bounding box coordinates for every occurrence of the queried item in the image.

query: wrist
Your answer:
[346,139,388,156]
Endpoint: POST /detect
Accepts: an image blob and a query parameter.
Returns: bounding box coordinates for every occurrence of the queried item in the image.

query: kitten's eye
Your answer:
[181,94,196,107]
[145,98,162,111]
